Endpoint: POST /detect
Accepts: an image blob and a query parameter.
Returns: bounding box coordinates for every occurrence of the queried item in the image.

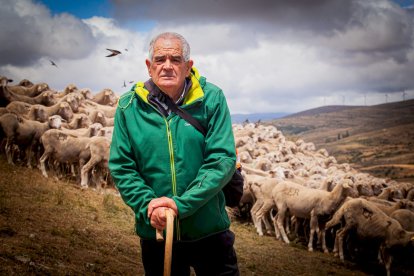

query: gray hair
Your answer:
[148,32,191,62]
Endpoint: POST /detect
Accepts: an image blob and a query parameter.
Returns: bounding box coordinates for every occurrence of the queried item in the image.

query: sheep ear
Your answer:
[362,207,373,219]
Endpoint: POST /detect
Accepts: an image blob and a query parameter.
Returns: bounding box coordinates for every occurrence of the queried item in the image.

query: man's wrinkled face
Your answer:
[146,37,193,98]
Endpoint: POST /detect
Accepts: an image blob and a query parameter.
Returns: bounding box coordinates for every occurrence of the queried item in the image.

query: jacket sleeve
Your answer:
[172,89,236,219]
[108,105,156,225]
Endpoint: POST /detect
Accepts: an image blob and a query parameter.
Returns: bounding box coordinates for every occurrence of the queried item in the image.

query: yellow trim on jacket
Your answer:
[134,67,204,105]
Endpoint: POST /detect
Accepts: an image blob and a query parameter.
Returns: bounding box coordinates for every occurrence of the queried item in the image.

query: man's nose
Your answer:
[163,58,173,69]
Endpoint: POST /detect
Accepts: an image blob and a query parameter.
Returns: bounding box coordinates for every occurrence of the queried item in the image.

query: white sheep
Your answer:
[60,123,103,138]
[81,100,116,118]
[26,102,74,122]
[0,113,63,167]
[4,90,56,106]
[270,179,351,252]
[89,110,114,127]
[98,126,114,141]
[91,88,118,106]
[247,175,280,236]
[325,197,414,276]
[80,136,111,188]
[39,129,93,179]
[7,82,49,97]
[64,113,92,129]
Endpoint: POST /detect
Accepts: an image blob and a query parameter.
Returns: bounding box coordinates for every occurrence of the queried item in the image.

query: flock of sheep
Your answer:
[0,76,115,188]
[1,76,414,275]
[234,122,414,276]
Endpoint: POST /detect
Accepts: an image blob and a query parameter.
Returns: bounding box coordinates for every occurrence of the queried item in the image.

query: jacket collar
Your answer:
[134,67,204,105]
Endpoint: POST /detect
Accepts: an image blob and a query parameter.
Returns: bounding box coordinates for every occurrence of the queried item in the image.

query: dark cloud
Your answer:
[112,0,414,63]
[111,0,353,34]
[0,0,96,66]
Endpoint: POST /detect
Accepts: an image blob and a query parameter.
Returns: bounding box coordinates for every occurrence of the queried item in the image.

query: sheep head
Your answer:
[57,102,73,121]
[79,88,93,100]
[89,123,103,137]
[0,76,13,87]
[37,83,49,93]
[64,84,78,94]
[48,115,63,129]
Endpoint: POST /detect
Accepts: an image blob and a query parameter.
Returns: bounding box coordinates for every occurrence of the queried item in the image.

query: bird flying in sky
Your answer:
[50,60,58,67]
[106,48,121,57]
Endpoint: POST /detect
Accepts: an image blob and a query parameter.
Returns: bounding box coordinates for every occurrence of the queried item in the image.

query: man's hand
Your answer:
[147,197,178,230]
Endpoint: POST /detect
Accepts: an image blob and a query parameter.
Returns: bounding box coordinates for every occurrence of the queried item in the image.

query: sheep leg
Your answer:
[336,226,351,262]
[78,158,88,188]
[92,165,107,191]
[52,160,63,179]
[271,213,281,240]
[276,206,290,244]
[80,162,92,188]
[331,228,339,257]
[263,213,274,235]
[319,226,328,253]
[251,200,265,236]
[257,201,275,235]
[81,156,102,188]
[25,146,33,169]
[71,164,76,177]
[5,140,15,165]
[288,215,299,237]
[39,151,50,178]
[379,245,392,276]
[286,216,293,236]
[308,212,317,252]
[293,216,300,237]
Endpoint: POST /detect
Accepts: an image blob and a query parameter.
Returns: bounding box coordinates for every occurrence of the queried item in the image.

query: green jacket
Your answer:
[108,68,236,241]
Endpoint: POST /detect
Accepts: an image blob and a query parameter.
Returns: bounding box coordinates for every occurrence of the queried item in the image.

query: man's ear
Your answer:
[145,59,151,76]
[187,60,194,76]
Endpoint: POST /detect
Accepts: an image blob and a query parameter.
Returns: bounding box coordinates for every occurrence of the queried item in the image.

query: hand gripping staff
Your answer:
[155,208,175,276]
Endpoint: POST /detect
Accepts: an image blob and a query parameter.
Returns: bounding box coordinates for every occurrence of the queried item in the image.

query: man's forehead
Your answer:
[153,38,183,55]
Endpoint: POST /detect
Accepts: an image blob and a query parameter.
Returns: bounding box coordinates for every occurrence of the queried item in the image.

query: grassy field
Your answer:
[1,155,414,275]
[1,100,414,275]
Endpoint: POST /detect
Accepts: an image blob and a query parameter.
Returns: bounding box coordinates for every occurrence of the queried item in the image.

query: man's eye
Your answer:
[154,57,165,63]
[172,57,183,63]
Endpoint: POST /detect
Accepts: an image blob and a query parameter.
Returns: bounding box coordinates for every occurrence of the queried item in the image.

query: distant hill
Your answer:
[283,105,364,118]
[231,112,289,123]
[269,99,414,181]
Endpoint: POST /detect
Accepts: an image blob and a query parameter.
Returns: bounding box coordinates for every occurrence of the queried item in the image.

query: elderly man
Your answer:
[109,32,239,275]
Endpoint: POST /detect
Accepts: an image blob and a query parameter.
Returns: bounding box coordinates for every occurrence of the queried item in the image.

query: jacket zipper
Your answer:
[140,93,201,241]
[164,117,181,241]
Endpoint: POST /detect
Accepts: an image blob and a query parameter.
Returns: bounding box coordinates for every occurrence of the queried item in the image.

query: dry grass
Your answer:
[0,155,413,275]
[0,156,143,275]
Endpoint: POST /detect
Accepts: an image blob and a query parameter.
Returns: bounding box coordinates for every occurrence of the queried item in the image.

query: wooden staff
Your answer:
[156,208,175,276]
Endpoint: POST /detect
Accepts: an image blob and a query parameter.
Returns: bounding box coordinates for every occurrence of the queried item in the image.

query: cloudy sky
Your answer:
[1,0,413,114]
